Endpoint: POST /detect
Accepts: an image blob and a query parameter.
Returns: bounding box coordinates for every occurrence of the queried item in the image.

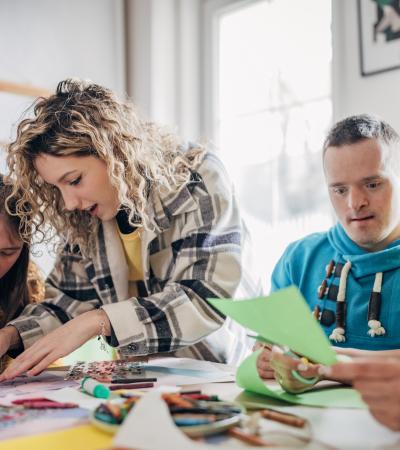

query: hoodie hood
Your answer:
[327,223,400,278]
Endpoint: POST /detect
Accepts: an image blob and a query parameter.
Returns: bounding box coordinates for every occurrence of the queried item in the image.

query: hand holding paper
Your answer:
[269,346,321,393]
[208,286,365,408]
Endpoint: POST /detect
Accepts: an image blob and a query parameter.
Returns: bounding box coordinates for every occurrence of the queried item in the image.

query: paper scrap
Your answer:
[0,424,111,450]
[0,405,88,441]
[0,372,78,398]
[144,357,235,386]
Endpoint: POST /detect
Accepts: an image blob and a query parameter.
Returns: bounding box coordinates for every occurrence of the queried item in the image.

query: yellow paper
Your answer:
[0,424,112,450]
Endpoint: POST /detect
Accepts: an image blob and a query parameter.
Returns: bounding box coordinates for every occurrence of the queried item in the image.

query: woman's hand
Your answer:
[0,309,111,381]
[328,358,400,431]
[270,346,321,394]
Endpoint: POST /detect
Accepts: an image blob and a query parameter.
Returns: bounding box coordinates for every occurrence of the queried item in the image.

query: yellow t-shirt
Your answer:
[118,228,144,297]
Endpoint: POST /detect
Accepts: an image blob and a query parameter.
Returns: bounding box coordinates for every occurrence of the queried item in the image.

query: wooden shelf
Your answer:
[0,80,51,98]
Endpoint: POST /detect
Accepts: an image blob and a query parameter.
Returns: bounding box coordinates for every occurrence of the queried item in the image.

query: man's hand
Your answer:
[329,358,400,431]
[255,342,275,379]
[0,309,111,381]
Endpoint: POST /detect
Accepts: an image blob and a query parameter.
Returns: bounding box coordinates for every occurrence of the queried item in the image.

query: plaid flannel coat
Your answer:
[9,153,259,364]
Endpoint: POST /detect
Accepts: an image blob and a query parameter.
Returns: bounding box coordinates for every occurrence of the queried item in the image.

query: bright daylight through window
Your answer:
[215,0,333,290]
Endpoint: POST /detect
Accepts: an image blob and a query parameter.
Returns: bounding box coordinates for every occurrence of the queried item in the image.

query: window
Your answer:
[206,0,333,291]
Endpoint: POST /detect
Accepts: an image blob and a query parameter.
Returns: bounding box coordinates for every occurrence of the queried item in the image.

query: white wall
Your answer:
[0,0,126,275]
[332,0,400,131]
[126,0,202,141]
[0,0,125,146]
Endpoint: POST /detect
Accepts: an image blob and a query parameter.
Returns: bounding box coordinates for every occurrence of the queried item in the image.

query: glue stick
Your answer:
[81,376,110,399]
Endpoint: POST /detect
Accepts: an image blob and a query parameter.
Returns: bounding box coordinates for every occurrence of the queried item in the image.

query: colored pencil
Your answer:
[111,377,157,384]
[109,382,154,390]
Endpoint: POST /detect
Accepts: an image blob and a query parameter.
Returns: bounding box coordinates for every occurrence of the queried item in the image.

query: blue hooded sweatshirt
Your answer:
[271,223,400,350]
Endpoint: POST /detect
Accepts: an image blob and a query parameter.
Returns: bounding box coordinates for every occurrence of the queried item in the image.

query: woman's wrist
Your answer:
[3,326,22,349]
[88,309,111,338]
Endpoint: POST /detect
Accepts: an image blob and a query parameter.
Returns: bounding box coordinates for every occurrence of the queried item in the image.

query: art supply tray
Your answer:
[91,393,244,437]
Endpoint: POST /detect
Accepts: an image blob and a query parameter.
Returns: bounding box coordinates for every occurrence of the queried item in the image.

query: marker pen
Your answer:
[81,376,110,399]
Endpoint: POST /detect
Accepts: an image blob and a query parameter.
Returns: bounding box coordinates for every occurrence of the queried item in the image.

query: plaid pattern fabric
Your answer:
[9,153,260,364]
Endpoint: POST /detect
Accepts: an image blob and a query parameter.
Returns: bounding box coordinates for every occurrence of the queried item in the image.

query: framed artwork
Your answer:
[358,0,400,76]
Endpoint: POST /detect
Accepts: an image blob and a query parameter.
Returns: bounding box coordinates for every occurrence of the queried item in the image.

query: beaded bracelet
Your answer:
[98,309,107,352]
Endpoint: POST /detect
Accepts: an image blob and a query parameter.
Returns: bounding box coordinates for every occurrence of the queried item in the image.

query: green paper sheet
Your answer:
[237,350,365,408]
[208,286,365,408]
[208,286,336,365]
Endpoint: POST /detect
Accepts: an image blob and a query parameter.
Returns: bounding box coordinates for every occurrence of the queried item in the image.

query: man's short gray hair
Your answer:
[323,114,400,173]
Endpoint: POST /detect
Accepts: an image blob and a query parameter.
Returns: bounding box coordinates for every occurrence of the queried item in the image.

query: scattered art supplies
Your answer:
[65,357,235,387]
[91,391,243,437]
[65,360,144,382]
[0,403,89,441]
[208,286,365,408]
[112,390,285,450]
[0,372,78,398]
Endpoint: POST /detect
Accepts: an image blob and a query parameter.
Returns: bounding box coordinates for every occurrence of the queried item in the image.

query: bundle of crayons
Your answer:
[94,392,242,431]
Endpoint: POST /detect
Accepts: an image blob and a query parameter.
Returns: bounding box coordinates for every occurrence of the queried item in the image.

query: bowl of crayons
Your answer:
[92,392,244,437]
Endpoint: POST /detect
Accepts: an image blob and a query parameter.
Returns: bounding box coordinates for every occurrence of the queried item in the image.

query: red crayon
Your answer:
[182,394,219,401]
[12,398,78,409]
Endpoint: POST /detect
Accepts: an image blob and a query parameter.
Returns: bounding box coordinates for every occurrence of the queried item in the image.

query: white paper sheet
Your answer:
[113,390,238,450]
[0,406,88,441]
[238,392,400,449]
[0,372,77,398]
[283,406,400,449]
[144,358,235,386]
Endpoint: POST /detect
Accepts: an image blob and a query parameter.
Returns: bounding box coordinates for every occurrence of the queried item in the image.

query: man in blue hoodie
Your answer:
[256,114,400,379]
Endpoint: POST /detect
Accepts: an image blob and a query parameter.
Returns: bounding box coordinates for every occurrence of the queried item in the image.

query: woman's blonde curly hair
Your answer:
[7,79,205,253]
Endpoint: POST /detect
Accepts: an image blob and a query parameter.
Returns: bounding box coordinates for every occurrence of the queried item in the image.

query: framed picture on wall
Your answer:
[358,0,400,76]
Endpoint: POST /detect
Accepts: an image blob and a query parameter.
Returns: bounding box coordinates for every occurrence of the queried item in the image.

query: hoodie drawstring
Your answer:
[329,261,351,343]
[325,260,385,342]
[367,272,385,337]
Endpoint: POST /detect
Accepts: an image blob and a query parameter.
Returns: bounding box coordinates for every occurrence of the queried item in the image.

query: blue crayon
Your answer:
[174,417,213,426]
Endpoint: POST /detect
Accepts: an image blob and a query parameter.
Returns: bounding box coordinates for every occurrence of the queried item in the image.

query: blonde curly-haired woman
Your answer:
[0,79,257,380]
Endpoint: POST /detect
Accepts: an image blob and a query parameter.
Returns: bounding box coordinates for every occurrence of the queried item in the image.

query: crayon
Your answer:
[182,394,219,401]
[12,397,50,405]
[109,382,154,391]
[172,413,217,421]
[179,389,202,395]
[12,398,78,409]
[162,393,193,408]
[120,393,143,399]
[173,417,213,426]
[111,377,157,384]
[95,408,120,425]
[260,409,306,428]
[103,402,122,421]
[228,427,274,447]
[169,406,237,415]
